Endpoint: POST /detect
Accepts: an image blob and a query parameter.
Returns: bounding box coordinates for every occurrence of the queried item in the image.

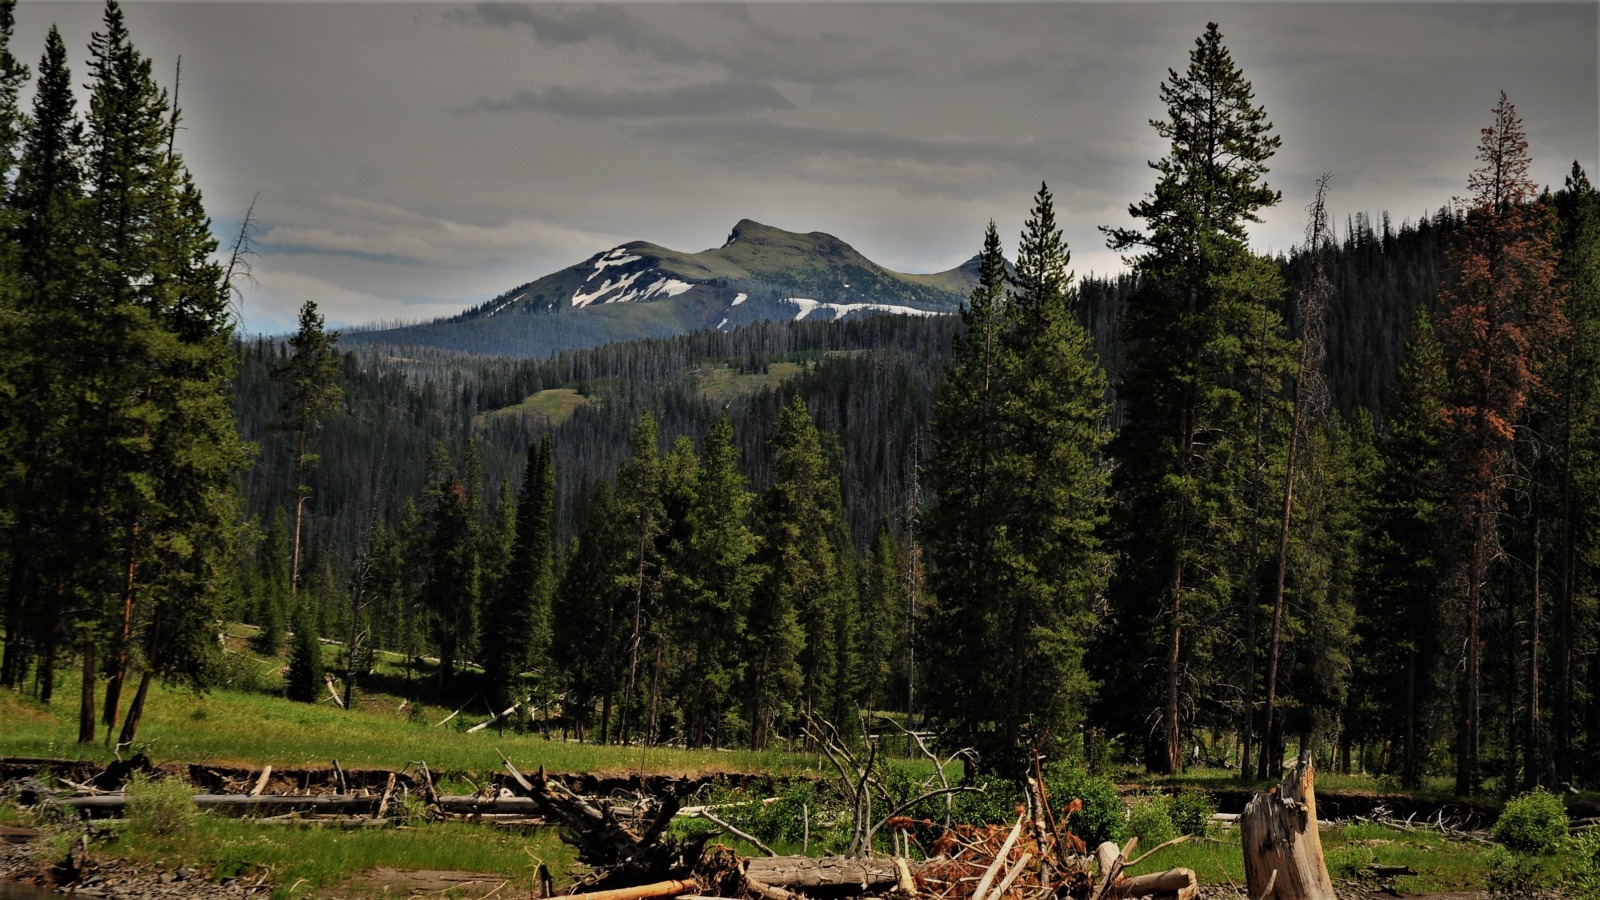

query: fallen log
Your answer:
[1242,756,1336,900]
[51,794,381,816]
[1110,867,1198,898]
[567,877,697,900]
[741,856,915,890]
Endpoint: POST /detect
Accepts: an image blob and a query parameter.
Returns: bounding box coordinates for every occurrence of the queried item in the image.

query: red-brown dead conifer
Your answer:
[1438,92,1565,796]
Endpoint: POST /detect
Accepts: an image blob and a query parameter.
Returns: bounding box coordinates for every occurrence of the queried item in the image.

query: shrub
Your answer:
[1166,788,1215,837]
[1493,788,1568,854]
[1125,793,1177,846]
[125,772,197,837]
[1047,768,1127,847]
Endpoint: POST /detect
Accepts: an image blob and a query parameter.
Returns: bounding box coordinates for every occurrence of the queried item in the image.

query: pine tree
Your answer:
[419,446,479,690]
[285,605,324,703]
[748,395,844,747]
[1550,163,1600,781]
[554,481,629,743]
[274,300,342,596]
[64,0,252,744]
[1098,22,1291,773]
[668,415,760,748]
[250,512,292,655]
[481,437,555,713]
[1436,93,1563,795]
[614,412,664,744]
[926,185,1111,774]
[859,520,901,716]
[924,221,1010,756]
[1352,316,1454,787]
[1,22,77,702]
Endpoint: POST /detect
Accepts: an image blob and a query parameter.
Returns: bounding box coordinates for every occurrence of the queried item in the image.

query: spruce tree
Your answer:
[285,605,324,703]
[1098,22,1291,773]
[614,412,664,744]
[1550,163,1600,781]
[274,300,342,596]
[250,512,292,655]
[481,437,555,713]
[1352,316,1454,788]
[748,395,844,747]
[66,0,252,744]
[668,415,759,748]
[419,446,479,690]
[926,185,1111,774]
[1,23,77,700]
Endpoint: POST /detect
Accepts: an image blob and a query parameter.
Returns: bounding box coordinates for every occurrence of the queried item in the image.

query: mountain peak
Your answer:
[724,218,789,247]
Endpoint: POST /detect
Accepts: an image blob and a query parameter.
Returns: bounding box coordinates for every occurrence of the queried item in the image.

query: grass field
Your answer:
[0,631,828,778]
[473,386,592,429]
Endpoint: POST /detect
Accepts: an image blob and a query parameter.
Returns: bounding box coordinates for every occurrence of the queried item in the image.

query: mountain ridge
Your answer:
[347,219,979,358]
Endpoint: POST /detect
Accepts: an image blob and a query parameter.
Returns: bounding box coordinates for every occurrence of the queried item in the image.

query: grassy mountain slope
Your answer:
[344,220,977,358]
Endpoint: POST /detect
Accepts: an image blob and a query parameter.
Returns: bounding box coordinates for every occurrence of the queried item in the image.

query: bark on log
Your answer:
[742,856,913,889]
[1241,756,1336,900]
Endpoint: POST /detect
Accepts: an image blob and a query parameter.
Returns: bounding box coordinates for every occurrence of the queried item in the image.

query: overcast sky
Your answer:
[12,1,1598,334]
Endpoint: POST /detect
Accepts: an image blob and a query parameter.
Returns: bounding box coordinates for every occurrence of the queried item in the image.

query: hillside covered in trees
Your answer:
[2,6,1598,804]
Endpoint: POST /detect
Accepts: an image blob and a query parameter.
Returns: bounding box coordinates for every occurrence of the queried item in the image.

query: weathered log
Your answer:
[51,792,561,817]
[1110,867,1197,898]
[376,772,396,819]
[1241,756,1336,900]
[742,856,912,889]
[566,877,697,900]
[52,794,380,816]
[468,703,518,733]
[249,766,271,797]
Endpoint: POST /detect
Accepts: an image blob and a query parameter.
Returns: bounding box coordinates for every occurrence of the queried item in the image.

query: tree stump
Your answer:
[1241,755,1336,900]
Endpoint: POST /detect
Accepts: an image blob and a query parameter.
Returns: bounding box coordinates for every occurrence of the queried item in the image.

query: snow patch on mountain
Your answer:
[586,248,643,283]
[781,297,946,322]
[731,292,748,307]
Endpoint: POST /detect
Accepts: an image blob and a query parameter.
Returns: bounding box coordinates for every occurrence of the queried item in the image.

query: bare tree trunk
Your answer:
[1556,383,1577,782]
[1457,501,1488,797]
[77,640,96,744]
[1527,508,1542,788]
[1164,536,1186,775]
[117,669,154,748]
[103,513,141,731]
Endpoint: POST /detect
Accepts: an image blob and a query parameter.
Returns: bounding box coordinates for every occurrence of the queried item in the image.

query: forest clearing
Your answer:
[0,650,1591,898]
[2,1,1598,897]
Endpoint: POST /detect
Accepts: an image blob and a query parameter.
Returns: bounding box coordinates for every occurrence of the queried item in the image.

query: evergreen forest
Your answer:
[3,5,1599,803]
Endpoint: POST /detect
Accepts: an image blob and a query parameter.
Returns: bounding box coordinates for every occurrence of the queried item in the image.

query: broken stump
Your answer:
[1241,755,1336,900]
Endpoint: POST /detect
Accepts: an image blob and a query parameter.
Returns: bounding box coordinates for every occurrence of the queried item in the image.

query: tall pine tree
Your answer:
[1098,22,1291,773]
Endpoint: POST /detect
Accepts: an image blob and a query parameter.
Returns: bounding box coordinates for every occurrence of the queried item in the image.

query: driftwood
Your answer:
[568,877,698,900]
[742,856,912,890]
[1241,756,1336,900]
[1110,867,1198,899]
[249,766,271,797]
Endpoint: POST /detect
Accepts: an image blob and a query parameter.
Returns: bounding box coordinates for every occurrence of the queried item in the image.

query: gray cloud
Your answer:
[457,4,696,59]
[456,3,902,86]
[468,80,795,118]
